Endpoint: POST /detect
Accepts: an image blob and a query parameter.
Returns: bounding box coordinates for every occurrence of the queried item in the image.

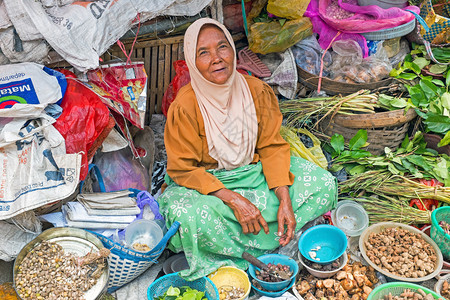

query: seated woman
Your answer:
[159,18,337,280]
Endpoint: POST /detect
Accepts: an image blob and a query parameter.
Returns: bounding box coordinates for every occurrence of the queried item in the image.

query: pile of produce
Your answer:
[295,261,378,300]
[440,221,450,235]
[302,256,342,272]
[255,263,292,282]
[364,227,437,278]
[381,288,439,300]
[441,280,450,300]
[218,286,245,300]
[154,286,207,300]
[15,241,109,300]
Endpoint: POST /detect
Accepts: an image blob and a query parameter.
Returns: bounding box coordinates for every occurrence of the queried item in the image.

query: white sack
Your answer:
[7,0,212,72]
[0,0,12,29]
[0,117,81,220]
[3,0,43,41]
[0,27,49,63]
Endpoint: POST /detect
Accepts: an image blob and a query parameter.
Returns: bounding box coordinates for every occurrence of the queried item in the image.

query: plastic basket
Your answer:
[367,282,442,300]
[89,221,180,293]
[431,207,450,260]
[147,273,219,300]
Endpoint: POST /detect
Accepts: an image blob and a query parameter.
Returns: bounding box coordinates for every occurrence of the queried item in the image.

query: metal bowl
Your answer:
[13,227,109,300]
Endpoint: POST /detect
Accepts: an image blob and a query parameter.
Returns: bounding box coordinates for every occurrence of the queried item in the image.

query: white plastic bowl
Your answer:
[125,219,163,252]
[298,251,348,279]
[333,201,369,237]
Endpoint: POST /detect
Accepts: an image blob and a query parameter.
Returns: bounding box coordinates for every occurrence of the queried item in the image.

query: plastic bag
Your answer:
[93,147,150,192]
[162,60,190,117]
[247,0,313,54]
[86,62,148,129]
[292,35,332,76]
[267,0,311,20]
[304,0,419,58]
[280,126,328,169]
[53,76,110,180]
[328,39,392,83]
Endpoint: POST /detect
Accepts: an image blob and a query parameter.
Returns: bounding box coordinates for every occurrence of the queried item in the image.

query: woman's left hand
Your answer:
[275,186,296,246]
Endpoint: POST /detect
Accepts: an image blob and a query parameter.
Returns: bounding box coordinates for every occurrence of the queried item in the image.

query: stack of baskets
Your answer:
[320,108,417,155]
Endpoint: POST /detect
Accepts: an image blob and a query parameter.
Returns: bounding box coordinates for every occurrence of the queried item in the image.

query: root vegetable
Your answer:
[297,280,311,295]
[323,279,335,289]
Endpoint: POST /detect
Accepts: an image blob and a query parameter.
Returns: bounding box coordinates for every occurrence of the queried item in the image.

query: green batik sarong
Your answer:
[158,156,337,280]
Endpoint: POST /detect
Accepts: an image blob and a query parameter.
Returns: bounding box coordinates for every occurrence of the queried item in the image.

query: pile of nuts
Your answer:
[218,285,245,300]
[255,263,292,282]
[441,280,450,300]
[15,241,110,300]
[365,227,437,278]
[382,288,439,300]
[295,261,378,300]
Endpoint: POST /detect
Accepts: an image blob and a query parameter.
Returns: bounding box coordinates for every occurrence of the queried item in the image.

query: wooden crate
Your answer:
[102,35,185,124]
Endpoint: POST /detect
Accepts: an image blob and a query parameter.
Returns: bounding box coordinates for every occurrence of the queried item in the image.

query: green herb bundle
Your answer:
[154,286,207,300]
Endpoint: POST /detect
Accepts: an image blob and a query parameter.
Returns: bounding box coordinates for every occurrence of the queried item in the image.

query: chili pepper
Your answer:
[409,198,439,211]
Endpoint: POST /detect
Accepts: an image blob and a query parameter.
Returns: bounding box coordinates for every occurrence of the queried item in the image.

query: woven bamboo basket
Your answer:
[320,109,417,155]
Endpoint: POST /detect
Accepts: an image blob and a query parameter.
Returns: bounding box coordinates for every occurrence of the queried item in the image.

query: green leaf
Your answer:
[388,163,400,175]
[349,150,372,159]
[446,70,450,86]
[329,164,344,172]
[279,19,286,27]
[349,130,368,150]
[390,67,404,77]
[330,134,345,155]
[438,131,450,147]
[407,85,428,108]
[423,113,450,134]
[405,155,433,171]
[167,287,181,297]
[442,92,450,110]
[390,97,408,108]
[419,79,439,98]
[397,73,418,80]
[429,64,448,74]
[434,158,449,179]
[413,57,430,70]
[432,79,445,86]
[348,165,366,175]
[400,134,410,149]
[411,62,422,74]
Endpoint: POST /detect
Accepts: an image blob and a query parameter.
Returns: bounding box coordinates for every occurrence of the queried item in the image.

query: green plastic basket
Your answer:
[367,282,442,300]
[431,207,450,260]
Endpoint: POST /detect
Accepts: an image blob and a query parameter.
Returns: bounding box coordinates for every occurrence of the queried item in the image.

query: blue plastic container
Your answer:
[251,277,295,298]
[247,254,299,291]
[147,273,219,300]
[298,224,348,265]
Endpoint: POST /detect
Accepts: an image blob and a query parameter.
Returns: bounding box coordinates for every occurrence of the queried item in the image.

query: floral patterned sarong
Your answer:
[158,156,337,280]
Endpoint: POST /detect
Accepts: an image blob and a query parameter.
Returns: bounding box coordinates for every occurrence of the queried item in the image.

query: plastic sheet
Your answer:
[329,39,392,83]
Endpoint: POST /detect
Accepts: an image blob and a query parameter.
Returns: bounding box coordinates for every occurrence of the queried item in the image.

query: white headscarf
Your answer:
[184,18,258,170]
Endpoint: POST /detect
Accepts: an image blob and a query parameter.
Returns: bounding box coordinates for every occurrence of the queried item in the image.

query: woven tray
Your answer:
[331,108,417,129]
[297,66,393,96]
[320,117,410,155]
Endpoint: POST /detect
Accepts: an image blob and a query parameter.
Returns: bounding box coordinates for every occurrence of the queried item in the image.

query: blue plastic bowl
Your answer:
[298,224,348,265]
[247,254,299,291]
[251,276,295,298]
[147,273,219,300]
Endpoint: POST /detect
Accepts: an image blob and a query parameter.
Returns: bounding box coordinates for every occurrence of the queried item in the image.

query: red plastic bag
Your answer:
[162,60,191,116]
[54,76,110,180]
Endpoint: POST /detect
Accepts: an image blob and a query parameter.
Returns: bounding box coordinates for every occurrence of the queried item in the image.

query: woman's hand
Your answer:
[275,186,296,246]
[210,188,269,235]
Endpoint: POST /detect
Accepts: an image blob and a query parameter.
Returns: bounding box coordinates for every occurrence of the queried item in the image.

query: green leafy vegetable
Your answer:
[155,286,207,300]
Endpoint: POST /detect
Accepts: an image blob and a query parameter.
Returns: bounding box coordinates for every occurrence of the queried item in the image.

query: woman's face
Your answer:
[195,25,234,85]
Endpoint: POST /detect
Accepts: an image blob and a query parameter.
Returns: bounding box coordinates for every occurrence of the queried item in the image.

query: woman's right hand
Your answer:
[210,188,269,235]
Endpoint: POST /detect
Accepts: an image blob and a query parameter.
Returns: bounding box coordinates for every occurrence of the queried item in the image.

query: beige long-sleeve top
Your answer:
[164,75,294,195]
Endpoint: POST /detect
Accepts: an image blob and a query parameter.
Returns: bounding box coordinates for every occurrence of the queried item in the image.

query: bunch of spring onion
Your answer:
[340,195,432,225]
[279,90,380,128]
[339,170,450,204]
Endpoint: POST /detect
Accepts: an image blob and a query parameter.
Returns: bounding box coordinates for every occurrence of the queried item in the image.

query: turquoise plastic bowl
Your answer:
[247,254,299,291]
[251,276,295,298]
[298,224,348,265]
